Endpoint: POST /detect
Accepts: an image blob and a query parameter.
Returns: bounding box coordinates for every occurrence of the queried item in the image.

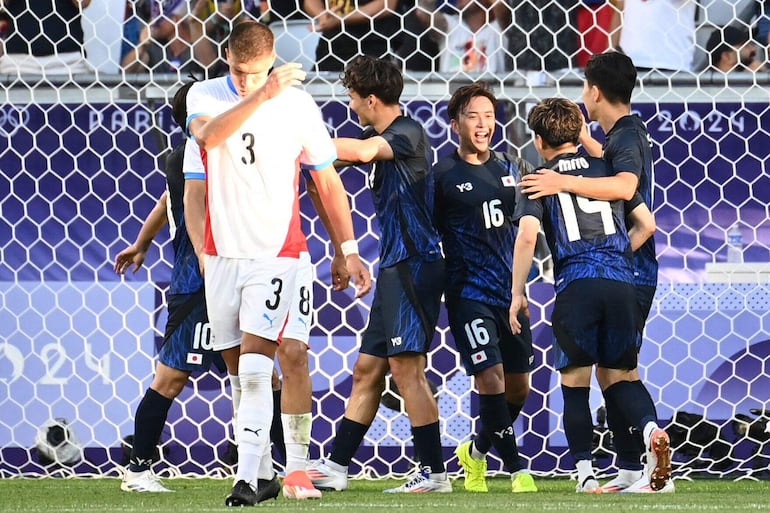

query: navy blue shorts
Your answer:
[360,256,444,358]
[158,289,223,372]
[447,296,534,376]
[634,284,656,349]
[551,278,638,371]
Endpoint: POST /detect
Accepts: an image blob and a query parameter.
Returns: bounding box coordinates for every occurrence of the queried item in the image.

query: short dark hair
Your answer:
[527,98,584,148]
[171,81,196,132]
[340,56,403,105]
[227,20,274,61]
[447,83,497,121]
[584,51,637,105]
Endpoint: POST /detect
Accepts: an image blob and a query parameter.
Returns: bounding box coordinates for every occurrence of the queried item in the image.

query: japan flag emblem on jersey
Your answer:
[187,353,202,365]
[471,350,488,364]
[501,176,516,187]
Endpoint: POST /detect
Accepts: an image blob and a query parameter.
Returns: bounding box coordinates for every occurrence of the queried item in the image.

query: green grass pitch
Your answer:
[0,477,766,513]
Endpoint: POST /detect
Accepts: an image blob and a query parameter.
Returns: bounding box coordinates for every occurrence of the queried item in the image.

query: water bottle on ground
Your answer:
[726,223,744,264]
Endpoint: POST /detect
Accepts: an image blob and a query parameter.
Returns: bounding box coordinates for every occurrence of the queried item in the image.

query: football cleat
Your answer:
[255,475,281,503]
[600,470,644,493]
[575,476,602,494]
[121,469,172,493]
[454,441,488,492]
[282,470,322,499]
[622,475,675,493]
[511,472,538,493]
[307,459,349,491]
[225,480,258,506]
[646,428,672,491]
[383,471,452,493]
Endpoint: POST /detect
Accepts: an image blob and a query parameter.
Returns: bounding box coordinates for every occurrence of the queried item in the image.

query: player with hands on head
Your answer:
[183,20,370,507]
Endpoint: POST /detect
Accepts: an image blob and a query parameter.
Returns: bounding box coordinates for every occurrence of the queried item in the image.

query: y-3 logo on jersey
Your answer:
[456,182,473,192]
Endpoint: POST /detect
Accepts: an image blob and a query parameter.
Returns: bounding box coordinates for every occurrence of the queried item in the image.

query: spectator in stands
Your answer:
[393,0,440,71]
[614,0,696,72]
[706,25,765,72]
[304,0,401,72]
[121,1,153,70]
[122,0,211,76]
[507,0,579,71]
[0,0,93,77]
[188,0,259,75]
[576,0,621,68]
[414,0,510,74]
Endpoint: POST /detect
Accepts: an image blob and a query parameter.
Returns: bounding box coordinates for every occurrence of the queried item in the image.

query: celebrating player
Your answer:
[511,97,667,494]
[519,52,671,493]
[308,55,450,494]
[433,83,537,494]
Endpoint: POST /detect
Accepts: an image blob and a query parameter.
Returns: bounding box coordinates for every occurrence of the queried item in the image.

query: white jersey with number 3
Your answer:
[184,76,336,259]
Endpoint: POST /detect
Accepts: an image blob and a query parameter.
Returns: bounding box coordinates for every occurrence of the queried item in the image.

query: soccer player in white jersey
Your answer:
[183,21,372,506]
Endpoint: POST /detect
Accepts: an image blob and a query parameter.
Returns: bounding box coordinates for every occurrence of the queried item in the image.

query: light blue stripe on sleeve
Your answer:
[303,154,337,171]
[184,172,206,180]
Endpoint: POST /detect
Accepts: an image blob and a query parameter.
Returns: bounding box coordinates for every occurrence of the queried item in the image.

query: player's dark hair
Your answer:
[340,56,403,106]
[171,81,196,133]
[584,51,637,105]
[527,98,584,148]
[227,20,274,61]
[447,83,497,121]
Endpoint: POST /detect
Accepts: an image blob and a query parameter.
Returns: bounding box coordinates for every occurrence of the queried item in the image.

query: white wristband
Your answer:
[340,240,359,257]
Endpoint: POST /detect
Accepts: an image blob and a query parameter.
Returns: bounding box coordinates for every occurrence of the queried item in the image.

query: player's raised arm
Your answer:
[115,192,168,274]
[188,62,306,151]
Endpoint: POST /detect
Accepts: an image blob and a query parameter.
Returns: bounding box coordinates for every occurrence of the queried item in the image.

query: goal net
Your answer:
[1,0,769,481]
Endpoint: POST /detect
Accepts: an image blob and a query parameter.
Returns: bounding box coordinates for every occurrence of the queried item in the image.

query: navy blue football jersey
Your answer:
[435,151,534,307]
[603,115,658,287]
[514,152,634,293]
[362,116,442,268]
[165,142,204,295]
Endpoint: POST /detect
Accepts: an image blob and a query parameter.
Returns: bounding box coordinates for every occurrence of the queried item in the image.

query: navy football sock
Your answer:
[129,388,173,472]
[561,385,593,462]
[329,417,369,467]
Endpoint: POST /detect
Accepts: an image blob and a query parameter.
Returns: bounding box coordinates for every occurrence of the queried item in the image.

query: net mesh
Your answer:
[1,0,769,481]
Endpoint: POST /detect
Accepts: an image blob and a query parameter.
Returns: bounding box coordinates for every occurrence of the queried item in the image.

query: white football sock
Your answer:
[282,412,312,474]
[235,353,273,488]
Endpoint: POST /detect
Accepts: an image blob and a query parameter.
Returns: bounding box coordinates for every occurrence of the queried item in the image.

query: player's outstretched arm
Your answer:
[510,216,539,334]
[189,63,306,151]
[333,136,394,164]
[305,176,351,291]
[115,192,168,274]
[310,165,372,298]
[520,168,638,201]
[626,200,656,252]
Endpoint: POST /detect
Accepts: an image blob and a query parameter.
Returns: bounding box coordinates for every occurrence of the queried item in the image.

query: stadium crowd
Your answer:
[0,0,768,77]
